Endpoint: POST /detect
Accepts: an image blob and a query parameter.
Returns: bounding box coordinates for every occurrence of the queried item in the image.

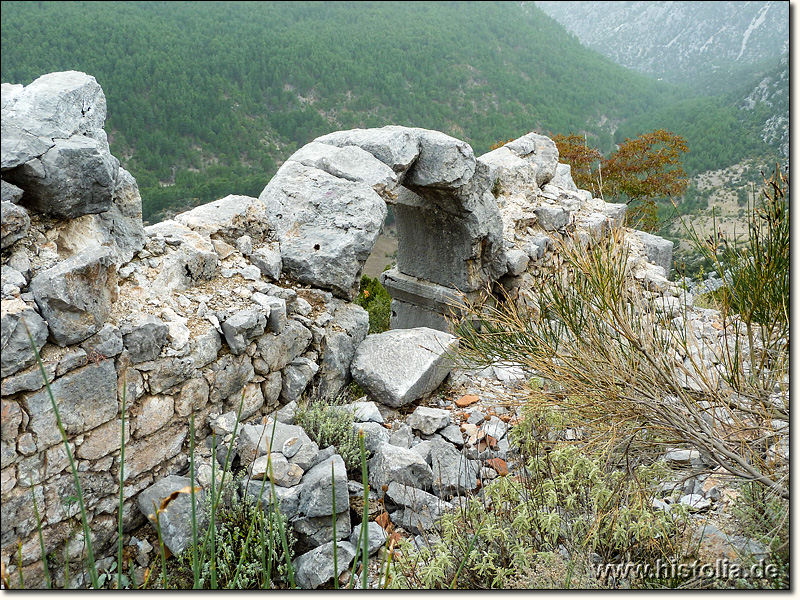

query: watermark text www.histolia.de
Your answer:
[595,559,779,582]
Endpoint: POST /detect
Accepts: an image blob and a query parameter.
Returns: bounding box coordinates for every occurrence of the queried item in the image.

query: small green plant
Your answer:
[167,470,296,589]
[730,482,789,589]
[294,392,371,475]
[355,274,392,333]
[491,177,503,198]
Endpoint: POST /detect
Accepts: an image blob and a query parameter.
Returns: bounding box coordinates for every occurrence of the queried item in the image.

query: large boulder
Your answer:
[29,245,118,346]
[351,327,458,407]
[259,161,387,300]
[2,71,120,219]
[9,135,119,218]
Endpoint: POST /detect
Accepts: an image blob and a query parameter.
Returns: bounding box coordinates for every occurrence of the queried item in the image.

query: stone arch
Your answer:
[259,126,558,331]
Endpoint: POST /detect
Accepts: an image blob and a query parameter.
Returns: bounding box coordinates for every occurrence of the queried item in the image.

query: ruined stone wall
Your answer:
[1,72,373,585]
[1,71,680,587]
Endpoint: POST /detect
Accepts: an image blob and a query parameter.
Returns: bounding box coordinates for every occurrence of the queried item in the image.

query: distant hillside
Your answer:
[1,0,687,221]
[533,1,789,92]
[1,1,783,224]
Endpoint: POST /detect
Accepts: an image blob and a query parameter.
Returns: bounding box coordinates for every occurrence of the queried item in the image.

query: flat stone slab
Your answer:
[350,327,458,407]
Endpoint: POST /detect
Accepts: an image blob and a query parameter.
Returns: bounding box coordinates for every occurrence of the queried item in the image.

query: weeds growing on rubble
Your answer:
[435,167,789,588]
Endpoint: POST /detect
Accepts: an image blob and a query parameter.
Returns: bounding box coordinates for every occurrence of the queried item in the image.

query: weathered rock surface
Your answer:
[136,475,204,557]
[1,297,49,377]
[351,327,458,407]
[174,194,269,245]
[293,540,356,590]
[259,161,387,299]
[30,245,118,346]
[2,71,120,219]
[368,442,434,491]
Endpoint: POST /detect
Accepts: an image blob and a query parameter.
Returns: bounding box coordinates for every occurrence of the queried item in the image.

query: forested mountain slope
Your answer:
[0,1,782,223]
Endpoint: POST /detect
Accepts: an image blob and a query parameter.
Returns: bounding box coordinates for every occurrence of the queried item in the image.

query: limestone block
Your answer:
[137,475,205,557]
[122,423,187,482]
[1,360,54,396]
[1,201,30,249]
[352,421,390,454]
[77,418,130,460]
[174,194,269,245]
[134,395,174,438]
[11,135,119,218]
[314,125,421,176]
[368,442,434,491]
[505,248,530,276]
[259,161,386,300]
[297,453,349,518]
[502,132,559,187]
[144,221,218,291]
[384,481,454,535]
[550,162,579,191]
[24,359,118,448]
[351,327,458,407]
[121,315,169,364]
[257,319,312,372]
[241,478,303,520]
[175,377,210,418]
[630,229,674,277]
[349,521,388,556]
[250,243,282,281]
[316,302,369,399]
[280,357,318,404]
[404,128,476,190]
[429,439,480,498]
[287,141,398,194]
[208,353,253,403]
[30,245,118,346]
[1,71,107,140]
[80,323,123,359]
[292,541,356,589]
[533,205,568,231]
[406,406,451,435]
[1,123,54,170]
[221,308,267,355]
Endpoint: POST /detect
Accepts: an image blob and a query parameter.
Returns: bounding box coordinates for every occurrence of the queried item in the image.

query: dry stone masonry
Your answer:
[1,71,782,588]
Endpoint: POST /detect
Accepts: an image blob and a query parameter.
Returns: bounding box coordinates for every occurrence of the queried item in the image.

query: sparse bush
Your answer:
[731,482,789,589]
[294,393,370,475]
[167,470,295,589]
[683,165,789,393]
[453,221,787,501]
[388,441,686,589]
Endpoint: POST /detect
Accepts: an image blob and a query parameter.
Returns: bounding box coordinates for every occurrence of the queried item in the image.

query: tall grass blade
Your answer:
[116,382,126,590]
[31,487,52,589]
[360,430,369,589]
[331,459,339,589]
[189,414,199,588]
[209,434,217,589]
[151,505,168,589]
[25,324,99,589]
